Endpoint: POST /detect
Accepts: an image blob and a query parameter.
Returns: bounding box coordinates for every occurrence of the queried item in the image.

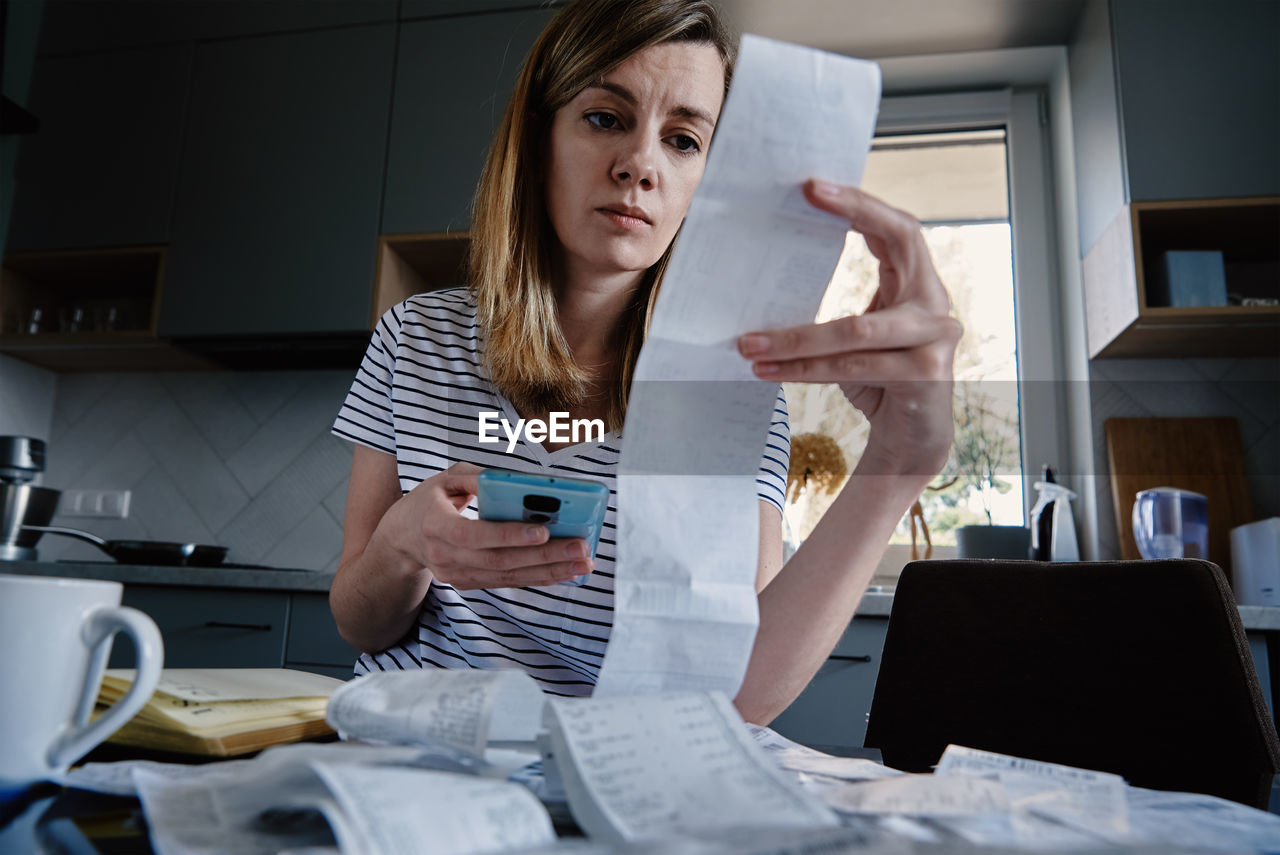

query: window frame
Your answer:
[875,88,1072,527]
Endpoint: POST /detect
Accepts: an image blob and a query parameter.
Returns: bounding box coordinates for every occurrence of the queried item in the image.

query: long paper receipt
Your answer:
[597,34,881,697]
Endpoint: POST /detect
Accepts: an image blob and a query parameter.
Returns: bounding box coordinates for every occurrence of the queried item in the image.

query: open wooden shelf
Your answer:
[1085,197,1280,359]
[0,235,476,371]
[372,232,470,326]
[1,246,163,334]
[0,246,217,370]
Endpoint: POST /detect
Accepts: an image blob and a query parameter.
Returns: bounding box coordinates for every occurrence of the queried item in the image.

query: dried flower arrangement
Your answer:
[786,432,848,505]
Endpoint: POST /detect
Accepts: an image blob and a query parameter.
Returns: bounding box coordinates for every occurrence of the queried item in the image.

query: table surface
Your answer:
[1,785,152,854]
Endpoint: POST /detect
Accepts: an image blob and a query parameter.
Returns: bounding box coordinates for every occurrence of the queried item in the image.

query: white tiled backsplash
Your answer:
[0,353,55,440]
[35,370,356,571]
[7,354,1277,570]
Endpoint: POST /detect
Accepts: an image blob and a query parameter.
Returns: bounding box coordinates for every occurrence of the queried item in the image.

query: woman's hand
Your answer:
[734,181,960,722]
[375,462,593,590]
[737,179,961,483]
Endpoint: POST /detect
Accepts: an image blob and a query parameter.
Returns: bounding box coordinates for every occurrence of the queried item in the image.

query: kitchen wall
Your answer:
[34,369,357,571]
[1087,355,1280,560]
[0,353,56,447]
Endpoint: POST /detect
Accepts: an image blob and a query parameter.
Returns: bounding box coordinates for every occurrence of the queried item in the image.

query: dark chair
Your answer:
[863,559,1280,809]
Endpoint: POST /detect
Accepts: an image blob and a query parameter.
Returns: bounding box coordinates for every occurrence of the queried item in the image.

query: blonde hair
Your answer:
[470,0,734,431]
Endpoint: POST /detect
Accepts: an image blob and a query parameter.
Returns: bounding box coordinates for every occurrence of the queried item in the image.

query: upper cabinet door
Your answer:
[35,0,397,56]
[381,9,553,236]
[1112,0,1280,202]
[399,1,551,18]
[8,45,192,252]
[159,25,396,338]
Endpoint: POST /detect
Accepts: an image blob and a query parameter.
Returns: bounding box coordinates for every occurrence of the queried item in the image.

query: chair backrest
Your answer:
[863,559,1280,809]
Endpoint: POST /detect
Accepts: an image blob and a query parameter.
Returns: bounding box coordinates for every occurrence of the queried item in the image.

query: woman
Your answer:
[330,0,959,725]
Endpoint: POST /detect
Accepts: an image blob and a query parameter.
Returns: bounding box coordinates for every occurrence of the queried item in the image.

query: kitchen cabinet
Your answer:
[34,0,397,57]
[286,592,361,679]
[1108,0,1278,206]
[380,8,553,236]
[107,585,359,676]
[7,45,192,253]
[1083,197,1280,358]
[768,617,888,753]
[158,25,396,338]
[4,4,552,366]
[111,586,290,669]
[1070,0,1280,359]
[1071,0,1279,252]
[399,0,553,19]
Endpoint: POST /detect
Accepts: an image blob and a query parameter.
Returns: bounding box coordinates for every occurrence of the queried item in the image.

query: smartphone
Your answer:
[476,469,609,586]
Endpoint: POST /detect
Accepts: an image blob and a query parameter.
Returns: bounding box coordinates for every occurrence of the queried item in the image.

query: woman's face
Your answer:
[544,41,726,285]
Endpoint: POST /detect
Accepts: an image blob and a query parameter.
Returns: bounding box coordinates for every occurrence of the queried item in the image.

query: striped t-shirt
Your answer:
[332,288,790,695]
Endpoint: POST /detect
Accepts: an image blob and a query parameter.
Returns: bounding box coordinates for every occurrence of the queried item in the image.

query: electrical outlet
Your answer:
[60,489,131,519]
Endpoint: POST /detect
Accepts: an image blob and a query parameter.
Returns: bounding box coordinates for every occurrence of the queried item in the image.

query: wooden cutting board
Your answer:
[1105,417,1254,575]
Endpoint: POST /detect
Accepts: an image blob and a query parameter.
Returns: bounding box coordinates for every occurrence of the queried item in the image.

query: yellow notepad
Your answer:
[97,668,347,756]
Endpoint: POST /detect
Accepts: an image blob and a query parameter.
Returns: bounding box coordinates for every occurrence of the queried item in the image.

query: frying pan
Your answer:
[22,524,229,566]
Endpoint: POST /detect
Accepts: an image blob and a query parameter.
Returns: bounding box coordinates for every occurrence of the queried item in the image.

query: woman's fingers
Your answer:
[803,179,919,265]
[433,511,542,547]
[426,495,592,589]
[445,536,593,586]
[736,180,960,386]
[392,464,592,590]
[437,462,484,499]
[748,340,957,384]
[738,305,959,363]
[802,179,950,313]
[435,536,592,589]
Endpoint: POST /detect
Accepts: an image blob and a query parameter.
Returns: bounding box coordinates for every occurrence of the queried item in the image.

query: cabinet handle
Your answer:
[204,621,272,632]
[832,654,873,663]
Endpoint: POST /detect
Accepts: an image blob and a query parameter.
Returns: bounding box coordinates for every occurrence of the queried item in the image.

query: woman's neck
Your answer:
[554,265,643,365]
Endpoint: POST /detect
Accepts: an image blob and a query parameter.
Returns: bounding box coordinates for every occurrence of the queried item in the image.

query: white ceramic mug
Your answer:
[0,574,163,796]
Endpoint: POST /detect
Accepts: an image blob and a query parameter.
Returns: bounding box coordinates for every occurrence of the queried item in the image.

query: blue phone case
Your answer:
[476,469,609,586]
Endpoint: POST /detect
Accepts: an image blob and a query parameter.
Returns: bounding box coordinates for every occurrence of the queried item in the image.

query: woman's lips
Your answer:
[598,207,651,229]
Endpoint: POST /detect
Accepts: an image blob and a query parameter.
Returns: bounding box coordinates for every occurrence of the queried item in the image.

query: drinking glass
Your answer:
[1132,487,1209,560]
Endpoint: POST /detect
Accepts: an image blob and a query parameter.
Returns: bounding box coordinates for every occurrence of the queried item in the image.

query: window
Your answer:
[781,91,1066,583]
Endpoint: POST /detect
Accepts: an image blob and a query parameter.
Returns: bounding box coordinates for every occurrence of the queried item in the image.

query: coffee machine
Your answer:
[0,436,60,561]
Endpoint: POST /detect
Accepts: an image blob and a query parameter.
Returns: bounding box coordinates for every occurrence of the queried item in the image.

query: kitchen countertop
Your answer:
[0,559,335,593]
[856,590,895,617]
[2,562,1277,631]
[1240,605,1280,631]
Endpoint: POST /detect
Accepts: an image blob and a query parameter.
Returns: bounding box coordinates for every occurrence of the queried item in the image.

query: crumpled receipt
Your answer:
[324,669,545,757]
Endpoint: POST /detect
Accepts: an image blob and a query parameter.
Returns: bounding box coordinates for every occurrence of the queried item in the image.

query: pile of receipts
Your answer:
[58,669,1280,855]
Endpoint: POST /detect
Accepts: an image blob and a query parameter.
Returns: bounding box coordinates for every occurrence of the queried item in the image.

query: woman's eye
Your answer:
[586,112,619,130]
[668,134,700,153]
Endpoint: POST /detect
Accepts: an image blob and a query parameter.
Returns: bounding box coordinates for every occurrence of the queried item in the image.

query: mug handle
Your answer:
[46,605,164,770]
